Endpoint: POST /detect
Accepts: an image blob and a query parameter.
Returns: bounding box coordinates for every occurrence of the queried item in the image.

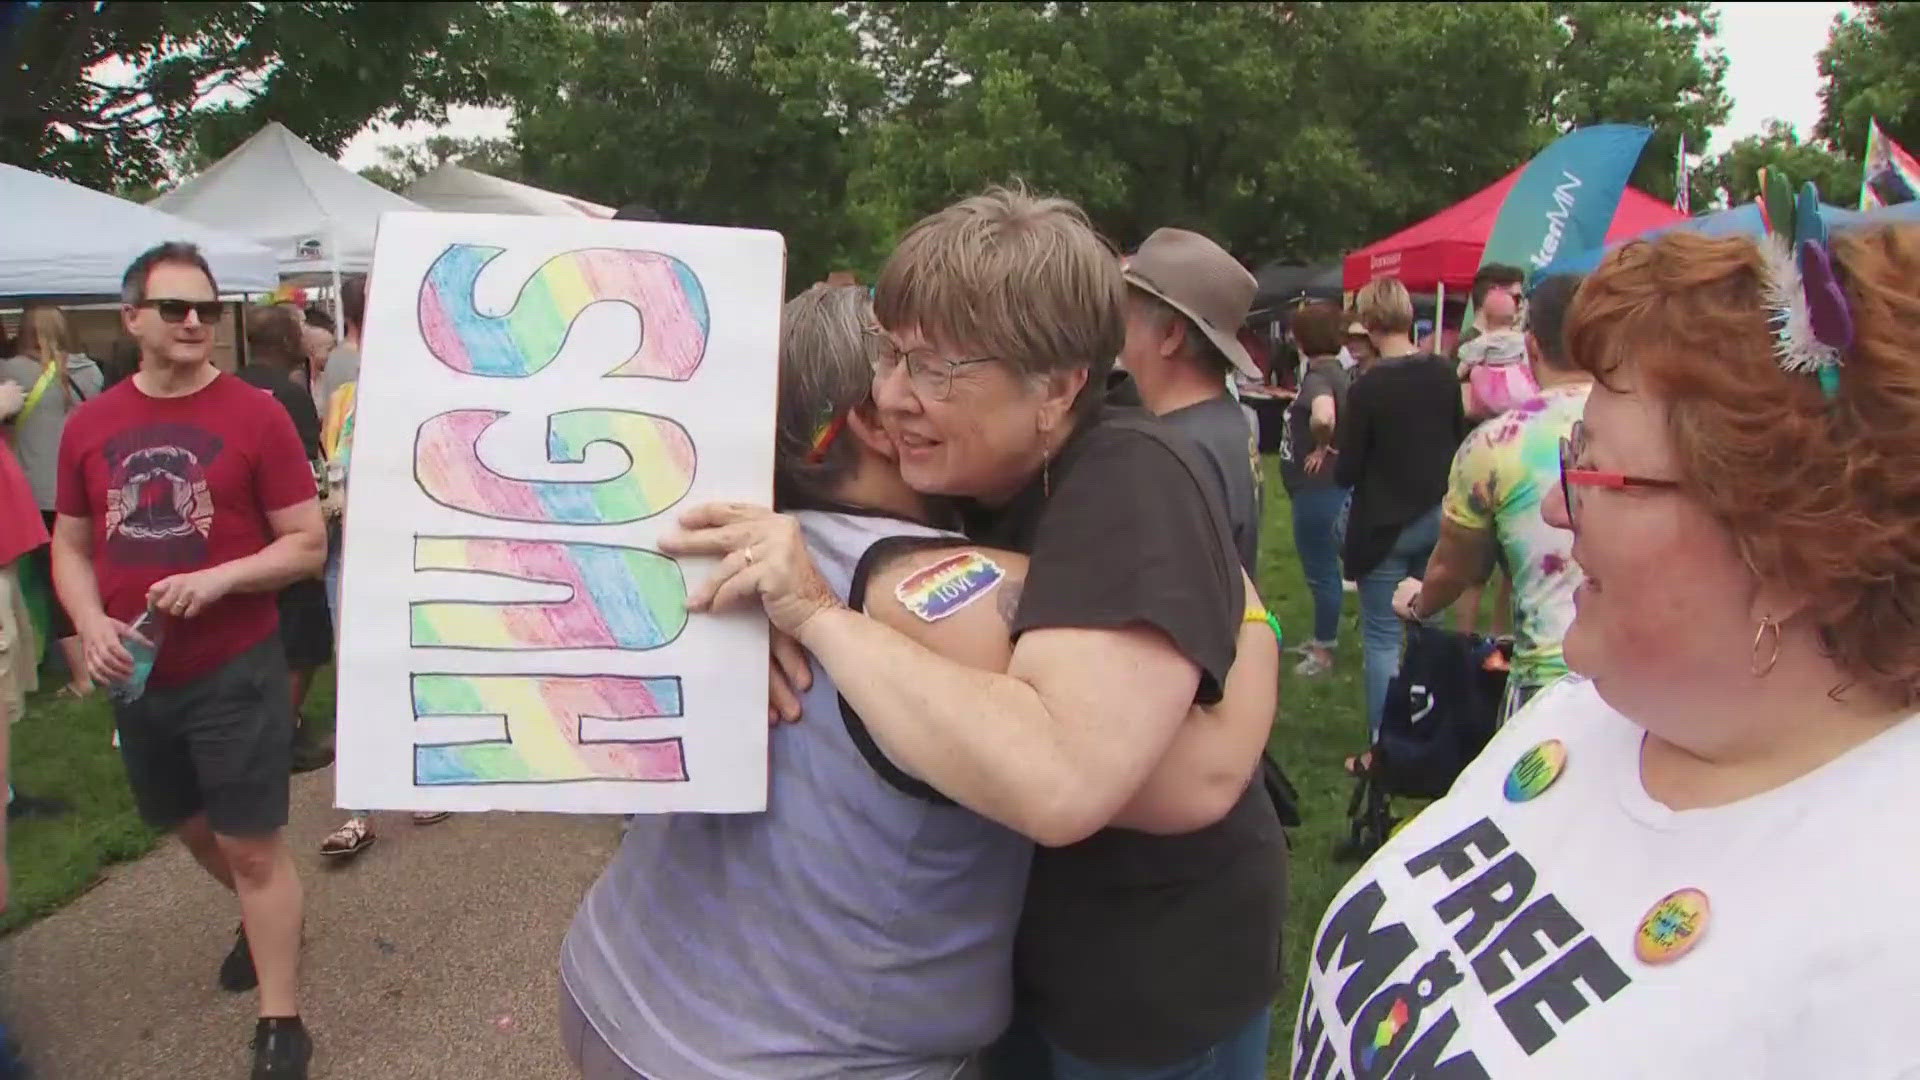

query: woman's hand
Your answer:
[768,628,813,724]
[660,503,843,638]
[1391,577,1425,621]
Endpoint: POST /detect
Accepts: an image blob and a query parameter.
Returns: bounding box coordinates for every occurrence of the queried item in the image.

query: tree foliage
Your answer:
[1701,120,1861,207]
[358,135,524,193]
[512,2,883,286]
[7,1,1743,275]
[1818,2,1920,157]
[0,1,551,193]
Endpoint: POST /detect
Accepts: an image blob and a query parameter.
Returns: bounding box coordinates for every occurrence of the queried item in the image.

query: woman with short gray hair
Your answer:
[561,282,1280,1079]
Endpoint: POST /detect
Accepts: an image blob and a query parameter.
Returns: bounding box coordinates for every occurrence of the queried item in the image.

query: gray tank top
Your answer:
[561,510,1033,1079]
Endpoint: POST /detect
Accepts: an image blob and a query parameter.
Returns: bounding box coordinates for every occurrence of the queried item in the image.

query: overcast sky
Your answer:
[336,1,1859,170]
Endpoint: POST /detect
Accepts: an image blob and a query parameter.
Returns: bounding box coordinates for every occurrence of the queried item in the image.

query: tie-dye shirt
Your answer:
[1441,382,1589,687]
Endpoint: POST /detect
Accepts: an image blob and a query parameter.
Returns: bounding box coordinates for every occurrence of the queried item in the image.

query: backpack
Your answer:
[1338,624,1509,861]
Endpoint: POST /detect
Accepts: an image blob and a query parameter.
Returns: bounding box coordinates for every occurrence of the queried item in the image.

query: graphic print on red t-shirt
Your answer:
[100,421,223,567]
[57,374,316,687]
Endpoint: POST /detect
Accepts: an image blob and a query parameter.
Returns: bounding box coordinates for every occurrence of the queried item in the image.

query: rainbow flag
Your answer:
[1860,119,1920,210]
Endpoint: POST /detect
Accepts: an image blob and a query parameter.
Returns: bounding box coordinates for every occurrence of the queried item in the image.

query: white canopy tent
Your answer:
[1,163,279,299]
[403,164,614,218]
[149,121,424,280]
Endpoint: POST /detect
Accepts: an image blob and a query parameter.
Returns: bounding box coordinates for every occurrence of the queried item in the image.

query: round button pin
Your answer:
[1635,888,1710,964]
[1503,739,1567,802]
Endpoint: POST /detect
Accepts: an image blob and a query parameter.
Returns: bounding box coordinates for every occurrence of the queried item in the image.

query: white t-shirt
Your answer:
[1294,678,1920,1079]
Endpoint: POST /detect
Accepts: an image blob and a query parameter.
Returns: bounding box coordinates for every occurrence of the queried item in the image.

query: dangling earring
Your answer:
[1038,413,1053,498]
[1751,615,1782,678]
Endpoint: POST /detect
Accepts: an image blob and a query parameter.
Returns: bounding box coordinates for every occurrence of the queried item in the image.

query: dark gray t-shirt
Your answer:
[1279,356,1350,495]
[1160,393,1262,574]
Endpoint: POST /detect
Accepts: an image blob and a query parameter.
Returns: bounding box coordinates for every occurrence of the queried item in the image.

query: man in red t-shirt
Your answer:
[51,242,324,1080]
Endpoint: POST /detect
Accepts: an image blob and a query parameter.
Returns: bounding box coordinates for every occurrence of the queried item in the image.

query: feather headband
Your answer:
[1757,171,1852,400]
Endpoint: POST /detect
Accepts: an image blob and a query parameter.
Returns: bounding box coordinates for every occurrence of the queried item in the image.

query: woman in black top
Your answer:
[661,188,1288,1077]
[1280,301,1352,678]
[1336,277,1471,742]
[237,305,333,769]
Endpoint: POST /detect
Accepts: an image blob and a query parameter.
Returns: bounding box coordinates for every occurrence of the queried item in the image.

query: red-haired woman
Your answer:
[1296,223,1920,1076]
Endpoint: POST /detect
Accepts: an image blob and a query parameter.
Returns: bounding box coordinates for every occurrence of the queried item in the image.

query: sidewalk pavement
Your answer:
[0,767,622,1079]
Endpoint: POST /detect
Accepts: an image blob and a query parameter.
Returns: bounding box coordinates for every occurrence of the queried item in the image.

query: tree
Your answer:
[0,2,553,192]
[358,135,524,193]
[513,2,885,285]
[842,1,1727,264]
[1699,119,1861,207]
[1539,2,1731,203]
[1818,2,1920,158]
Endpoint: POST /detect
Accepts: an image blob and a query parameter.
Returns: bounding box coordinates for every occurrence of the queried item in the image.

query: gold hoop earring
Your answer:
[1751,615,1782,678]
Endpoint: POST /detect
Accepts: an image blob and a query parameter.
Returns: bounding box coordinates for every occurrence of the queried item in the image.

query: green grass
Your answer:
[3,662,338,935]
[1254,455,1371,1072]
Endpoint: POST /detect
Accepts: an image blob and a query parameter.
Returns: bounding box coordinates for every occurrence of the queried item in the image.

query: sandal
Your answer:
[320,816,376,858]
[59,681,94,699]
[411,810,452,826]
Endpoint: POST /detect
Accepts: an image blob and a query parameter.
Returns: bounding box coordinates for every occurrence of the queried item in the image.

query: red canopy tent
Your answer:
[1342,168,1686,292]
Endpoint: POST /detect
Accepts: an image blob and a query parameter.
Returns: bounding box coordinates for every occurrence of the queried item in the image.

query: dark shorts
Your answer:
[113,636,293,837]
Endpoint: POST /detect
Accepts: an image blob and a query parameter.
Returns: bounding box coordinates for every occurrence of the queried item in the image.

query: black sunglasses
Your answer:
[137,299,225,325]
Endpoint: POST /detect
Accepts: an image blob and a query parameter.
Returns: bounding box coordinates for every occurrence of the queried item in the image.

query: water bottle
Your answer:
[108,606,166,705]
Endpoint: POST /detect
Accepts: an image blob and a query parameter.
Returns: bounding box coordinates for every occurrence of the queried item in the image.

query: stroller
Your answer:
[1336,621,1511,862]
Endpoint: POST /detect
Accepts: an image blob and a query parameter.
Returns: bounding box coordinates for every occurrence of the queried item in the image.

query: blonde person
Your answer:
[664,189,1288,1079]
[563,283,1279,1079]
[3,305,104,695]
[1296,223,1920,1076]
[1336,278,1471,746]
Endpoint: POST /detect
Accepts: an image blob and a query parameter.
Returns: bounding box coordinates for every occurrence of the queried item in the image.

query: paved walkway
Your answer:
[1,767,622,1079]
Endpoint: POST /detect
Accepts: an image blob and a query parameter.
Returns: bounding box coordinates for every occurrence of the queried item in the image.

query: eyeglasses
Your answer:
[865,327,997,402]
[136,299,225,325]
[1558,420,1680,527]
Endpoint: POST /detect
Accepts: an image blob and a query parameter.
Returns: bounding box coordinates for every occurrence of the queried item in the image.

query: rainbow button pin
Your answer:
[1636,887,1710,964]
[1503,739,1567,802]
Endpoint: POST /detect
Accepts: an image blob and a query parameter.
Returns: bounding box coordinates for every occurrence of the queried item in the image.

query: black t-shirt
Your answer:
[236,364,323,462]
[1279,355,1350,496]
[1334,353,1468,578]
[962,406,1288,1066]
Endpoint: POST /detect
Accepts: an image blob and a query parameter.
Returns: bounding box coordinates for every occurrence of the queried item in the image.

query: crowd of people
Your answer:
[0,175,1917,1080]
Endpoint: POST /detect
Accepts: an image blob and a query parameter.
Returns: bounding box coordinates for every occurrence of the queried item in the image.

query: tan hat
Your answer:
[1122,228,1261,380]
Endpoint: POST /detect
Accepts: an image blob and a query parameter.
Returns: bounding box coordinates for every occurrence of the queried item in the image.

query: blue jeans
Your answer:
[1289,486,1349,645]
[1358,507,1442,739]
[985,1009,1270,1080]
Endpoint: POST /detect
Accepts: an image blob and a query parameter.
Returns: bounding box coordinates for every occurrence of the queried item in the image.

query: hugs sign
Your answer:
[336,214,783,815]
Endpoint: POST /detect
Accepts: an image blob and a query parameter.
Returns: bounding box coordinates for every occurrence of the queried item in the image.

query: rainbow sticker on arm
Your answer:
[412,673,688,784]
[894,551,1005,623]
[415,408,696,524]
[411,536,687,651]
[419,245,710,379]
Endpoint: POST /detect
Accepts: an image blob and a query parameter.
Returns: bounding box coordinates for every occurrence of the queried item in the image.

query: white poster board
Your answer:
[336,212,781,814]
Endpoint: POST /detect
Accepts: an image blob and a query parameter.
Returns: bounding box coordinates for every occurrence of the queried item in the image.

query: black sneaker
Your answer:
[6,792,70,823]
[250,1017,311,1080]
[288,725,334,775]
[219,924,258,992]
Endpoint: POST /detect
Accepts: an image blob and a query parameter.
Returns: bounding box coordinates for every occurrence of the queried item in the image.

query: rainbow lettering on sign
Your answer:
[415,408,696,524]
[413,673,687,784]
[412,536,687,651]
[894,551,1004,622]
[419,245,709,379]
